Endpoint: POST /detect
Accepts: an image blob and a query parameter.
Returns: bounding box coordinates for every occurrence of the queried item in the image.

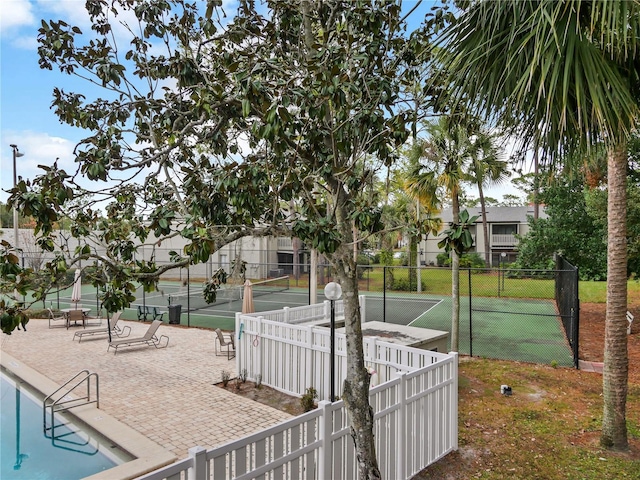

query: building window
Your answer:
[492,224,517,235]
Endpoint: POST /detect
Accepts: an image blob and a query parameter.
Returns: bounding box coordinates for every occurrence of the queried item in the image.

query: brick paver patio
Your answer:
[0,318,292,459]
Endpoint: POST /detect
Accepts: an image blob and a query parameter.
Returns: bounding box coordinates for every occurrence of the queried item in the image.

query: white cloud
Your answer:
[36,0,90,29]
[1,131,77,202]
[10,34,39,50]
[0,0,35,32]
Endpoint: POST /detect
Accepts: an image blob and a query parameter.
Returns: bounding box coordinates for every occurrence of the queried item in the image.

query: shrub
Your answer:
[221,370,231,387]
[25,308,51,319]
[436,253,449,267]
[459,253,486,268]
[301,387,318,412]
[239,368,248,383]
[391,277,426,292]
[356,254,372,280]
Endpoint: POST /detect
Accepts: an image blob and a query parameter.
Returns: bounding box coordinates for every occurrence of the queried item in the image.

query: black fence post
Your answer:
[383,267,387,323]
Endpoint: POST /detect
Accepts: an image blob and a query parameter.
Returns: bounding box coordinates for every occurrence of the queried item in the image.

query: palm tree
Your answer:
[437,0,639,450]
[467,130,509,267]
[406,116,475,351]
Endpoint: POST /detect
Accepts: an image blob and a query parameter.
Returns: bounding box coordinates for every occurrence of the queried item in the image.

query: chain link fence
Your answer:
[13,243,579,367]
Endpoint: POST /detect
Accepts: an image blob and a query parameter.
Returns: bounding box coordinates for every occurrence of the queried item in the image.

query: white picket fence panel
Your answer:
[235,312,448,400]
[139,302,458,480]
[139,359,457,480]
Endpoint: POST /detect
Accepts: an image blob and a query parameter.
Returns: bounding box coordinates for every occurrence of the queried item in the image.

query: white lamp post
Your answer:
[9,144,25,250]
[324,281,342,402]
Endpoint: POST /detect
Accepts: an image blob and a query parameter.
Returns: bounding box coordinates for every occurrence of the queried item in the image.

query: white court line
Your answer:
[407,298,443,327]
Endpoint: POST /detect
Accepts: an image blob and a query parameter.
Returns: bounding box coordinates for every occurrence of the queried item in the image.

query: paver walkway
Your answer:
[1,319,292,459]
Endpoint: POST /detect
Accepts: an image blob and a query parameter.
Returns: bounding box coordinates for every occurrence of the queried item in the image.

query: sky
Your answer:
[0,0,526,206]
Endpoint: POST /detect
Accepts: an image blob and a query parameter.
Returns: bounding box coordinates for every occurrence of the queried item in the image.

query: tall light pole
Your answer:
[324,281,342,402]
[10,144,25,250]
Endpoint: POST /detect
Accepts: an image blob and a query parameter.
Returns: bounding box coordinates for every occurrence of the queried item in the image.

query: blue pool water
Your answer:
[1,372,123,479]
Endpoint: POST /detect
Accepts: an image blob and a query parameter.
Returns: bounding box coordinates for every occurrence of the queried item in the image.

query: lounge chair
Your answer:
[107,320,169,354]
[214,328,235,360]
[48,308,68,329]
[73,312,130,342]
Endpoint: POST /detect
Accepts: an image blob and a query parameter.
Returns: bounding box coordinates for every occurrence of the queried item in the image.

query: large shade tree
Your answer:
[3,0,451,476]
[438,0,640,450]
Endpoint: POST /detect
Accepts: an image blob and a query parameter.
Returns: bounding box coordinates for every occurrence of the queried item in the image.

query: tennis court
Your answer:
[131,277,309,330]
[409,295,574,367]
[39,277,574,367]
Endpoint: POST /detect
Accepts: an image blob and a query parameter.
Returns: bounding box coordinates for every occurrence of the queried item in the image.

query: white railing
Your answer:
[491,233,517,246]
[139,305,458,480]
[235,314,447,400]
[277,237,293,250]
[139,359,457,480]
[242,297,354,325]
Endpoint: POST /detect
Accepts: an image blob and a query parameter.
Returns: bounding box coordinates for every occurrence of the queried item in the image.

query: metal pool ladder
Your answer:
[43,370,100,452]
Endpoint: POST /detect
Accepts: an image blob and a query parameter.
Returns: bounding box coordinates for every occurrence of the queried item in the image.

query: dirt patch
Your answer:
[579,302,640,385]
[214,380,307,417]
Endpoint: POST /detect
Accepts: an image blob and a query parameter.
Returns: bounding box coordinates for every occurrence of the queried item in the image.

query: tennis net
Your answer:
[165,276,290,312]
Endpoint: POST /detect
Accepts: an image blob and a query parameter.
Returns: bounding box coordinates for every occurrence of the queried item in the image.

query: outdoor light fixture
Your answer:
[10,144,24,251]
[324,281,342,402]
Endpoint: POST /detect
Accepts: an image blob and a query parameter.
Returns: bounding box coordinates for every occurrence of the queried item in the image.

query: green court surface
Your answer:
[409,295,574,367]
[27,282,574,367]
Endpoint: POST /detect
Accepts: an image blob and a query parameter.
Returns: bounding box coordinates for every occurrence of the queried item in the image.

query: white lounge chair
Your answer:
[48,308,68,329]
[73,312,129,342]
[107,320,169,354]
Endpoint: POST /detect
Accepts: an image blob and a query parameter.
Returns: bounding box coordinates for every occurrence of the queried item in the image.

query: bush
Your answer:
[25,308,51,319]
[391,278,416,292]
[436,253,449,267]
[301,387,318,412]
[221,370,231,387]
[459,253,486,268]
[356,254,372,280]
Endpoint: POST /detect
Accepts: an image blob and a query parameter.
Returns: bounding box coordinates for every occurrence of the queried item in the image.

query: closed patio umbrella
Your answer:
[71,268,82,309]
[242,280,254,314]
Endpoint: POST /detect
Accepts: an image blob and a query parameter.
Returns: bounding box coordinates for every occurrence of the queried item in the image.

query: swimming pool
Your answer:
[1,371,126,480]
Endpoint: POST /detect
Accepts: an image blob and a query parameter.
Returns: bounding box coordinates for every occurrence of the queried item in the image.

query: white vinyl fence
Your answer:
[139,304,458,480]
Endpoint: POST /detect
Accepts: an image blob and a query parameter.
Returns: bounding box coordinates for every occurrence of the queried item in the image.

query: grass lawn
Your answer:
[415,357,640,479]
[361,266,640,304]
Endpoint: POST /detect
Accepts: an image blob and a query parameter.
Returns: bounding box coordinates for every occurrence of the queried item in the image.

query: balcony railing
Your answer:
[491,234,517,247]
[277,237,293,250]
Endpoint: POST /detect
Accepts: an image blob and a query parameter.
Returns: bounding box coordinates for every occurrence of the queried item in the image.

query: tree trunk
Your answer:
[478,183,491,267]
[601,142,629,450]
[451,249,460,352]
[451,193,461,352]
[310,249,318,304]
[332,201,380,479]
[533,144,539,220]
[409,233,417,290]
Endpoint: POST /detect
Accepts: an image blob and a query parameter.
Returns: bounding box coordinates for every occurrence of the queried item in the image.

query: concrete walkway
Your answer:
[1,319,292,460]
[578,359,604,374]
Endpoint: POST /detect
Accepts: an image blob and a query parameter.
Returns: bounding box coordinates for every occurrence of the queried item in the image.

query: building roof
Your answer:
[436,205,547,224]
